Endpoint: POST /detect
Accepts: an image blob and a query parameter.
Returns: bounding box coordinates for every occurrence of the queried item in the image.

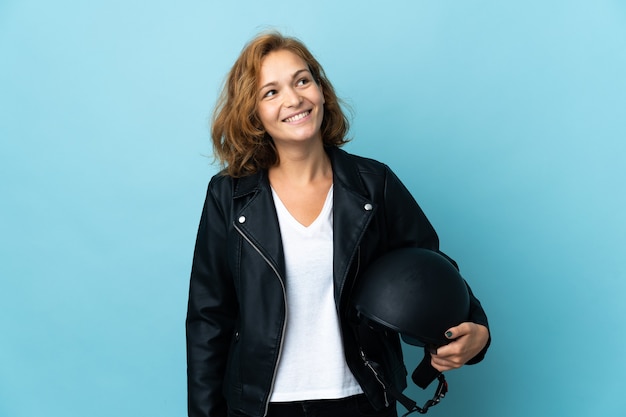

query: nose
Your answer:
[283,87,302,107]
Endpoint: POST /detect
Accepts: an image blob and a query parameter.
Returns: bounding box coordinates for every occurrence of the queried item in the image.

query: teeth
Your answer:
[284,111,310,122]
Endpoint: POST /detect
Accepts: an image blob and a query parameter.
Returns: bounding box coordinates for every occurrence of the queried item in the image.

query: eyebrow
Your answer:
[259,68,311,92]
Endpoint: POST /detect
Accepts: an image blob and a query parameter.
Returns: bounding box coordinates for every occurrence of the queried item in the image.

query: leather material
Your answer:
[186,147,490,417]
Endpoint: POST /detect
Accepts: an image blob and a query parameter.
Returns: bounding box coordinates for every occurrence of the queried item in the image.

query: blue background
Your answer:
[1,1,625,416]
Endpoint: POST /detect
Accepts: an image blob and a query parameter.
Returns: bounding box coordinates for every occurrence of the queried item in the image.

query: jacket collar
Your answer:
[233,169,267,199]
[232,146,369,199]
[327,146,369,197]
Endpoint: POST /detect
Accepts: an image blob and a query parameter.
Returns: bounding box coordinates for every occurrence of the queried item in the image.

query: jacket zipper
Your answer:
[359,348,390,407]
[234,223,288,417]
[351,247,390,408]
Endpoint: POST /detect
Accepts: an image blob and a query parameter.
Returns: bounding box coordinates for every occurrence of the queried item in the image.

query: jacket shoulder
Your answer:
[205,172,233,202]
[207,171,232,190]
[334,147,391,177]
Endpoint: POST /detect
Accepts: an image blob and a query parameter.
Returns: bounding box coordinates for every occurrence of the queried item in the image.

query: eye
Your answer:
[296,77,310,87]
[263,89,277,98]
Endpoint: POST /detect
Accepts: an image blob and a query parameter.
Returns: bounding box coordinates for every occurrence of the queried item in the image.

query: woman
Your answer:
[186,31,490,417]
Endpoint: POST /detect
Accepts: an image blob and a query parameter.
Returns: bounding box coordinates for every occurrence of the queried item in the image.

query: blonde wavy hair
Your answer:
[211,31,351,177]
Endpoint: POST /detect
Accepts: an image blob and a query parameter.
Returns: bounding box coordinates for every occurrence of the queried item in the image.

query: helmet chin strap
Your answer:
[362,350,448,415]
[412,350,441,389]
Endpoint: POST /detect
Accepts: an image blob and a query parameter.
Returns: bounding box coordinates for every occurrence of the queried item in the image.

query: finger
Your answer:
[430,355,449,372]
[431,354,464,372]
[433,339,462,358]
[444,322,473,340]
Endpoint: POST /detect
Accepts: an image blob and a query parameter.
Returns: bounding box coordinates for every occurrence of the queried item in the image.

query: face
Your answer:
[256,49,325,149]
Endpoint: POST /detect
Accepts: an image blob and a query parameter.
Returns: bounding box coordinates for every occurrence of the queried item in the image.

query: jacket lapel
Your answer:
[233,172,286,280]
[329,148,376,303]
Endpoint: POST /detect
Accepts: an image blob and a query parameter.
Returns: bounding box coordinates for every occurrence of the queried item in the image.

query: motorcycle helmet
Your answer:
[353,247,470,348]
[352,247,471,414]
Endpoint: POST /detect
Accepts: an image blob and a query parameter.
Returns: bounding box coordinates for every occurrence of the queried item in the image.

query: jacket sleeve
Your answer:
[186,177,237,417]
[382,166,490,363]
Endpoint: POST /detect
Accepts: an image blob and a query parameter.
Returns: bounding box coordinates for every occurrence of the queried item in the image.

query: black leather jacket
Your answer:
[186,147,489,417]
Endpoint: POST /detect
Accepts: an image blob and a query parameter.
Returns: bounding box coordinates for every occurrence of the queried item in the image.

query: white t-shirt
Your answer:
[269,186,363,402]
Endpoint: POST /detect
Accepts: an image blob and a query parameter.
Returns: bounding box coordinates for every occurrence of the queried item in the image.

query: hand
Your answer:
[430,322,489,372]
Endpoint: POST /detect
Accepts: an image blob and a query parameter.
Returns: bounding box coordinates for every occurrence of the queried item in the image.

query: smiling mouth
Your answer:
[283,110,311,123]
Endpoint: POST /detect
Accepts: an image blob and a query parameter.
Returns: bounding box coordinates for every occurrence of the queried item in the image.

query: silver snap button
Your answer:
[238,216,246,223]
[364,203,373,211]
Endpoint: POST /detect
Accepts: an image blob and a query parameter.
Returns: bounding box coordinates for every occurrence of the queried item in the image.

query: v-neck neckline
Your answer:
[271,185,334,231]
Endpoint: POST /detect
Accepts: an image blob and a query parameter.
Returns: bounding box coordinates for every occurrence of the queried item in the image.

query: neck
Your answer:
[270,142,332,186]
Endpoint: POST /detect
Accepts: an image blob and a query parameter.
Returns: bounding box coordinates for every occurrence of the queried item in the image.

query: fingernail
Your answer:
[445,331,453,338]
